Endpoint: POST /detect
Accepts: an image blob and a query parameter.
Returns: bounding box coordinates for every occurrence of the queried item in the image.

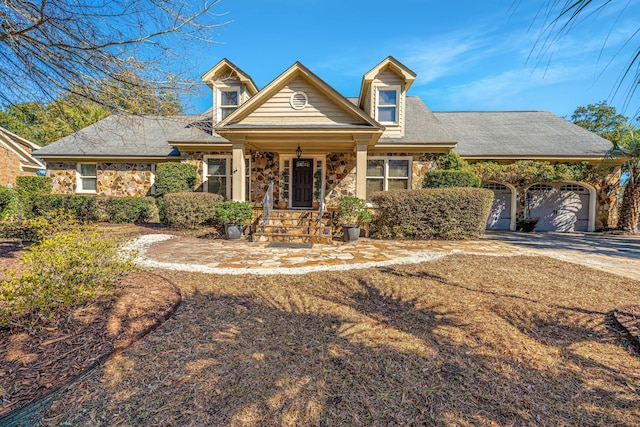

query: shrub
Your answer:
[0,186,15,219]
[164,192,223,228]
[34,194,99,222]
[155,162,198,196]
[334,196,372,226]
[370,188,494,240]
[435,149,468,171]
[97,196,157,224]
[0,209,80,242]
[422,170,481,188]
[15,176,52,218]
[214,200,254,225]
[0,228,136,328]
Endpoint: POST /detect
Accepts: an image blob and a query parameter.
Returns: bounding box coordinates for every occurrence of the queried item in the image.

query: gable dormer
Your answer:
[358,56,416,138]
[202,59,259,123]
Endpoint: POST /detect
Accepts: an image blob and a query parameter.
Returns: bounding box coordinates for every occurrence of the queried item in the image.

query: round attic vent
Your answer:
[290,91,308,110]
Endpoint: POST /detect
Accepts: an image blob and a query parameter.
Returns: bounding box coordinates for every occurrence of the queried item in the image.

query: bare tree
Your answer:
[526,0,639,115]
[0,0,226,112]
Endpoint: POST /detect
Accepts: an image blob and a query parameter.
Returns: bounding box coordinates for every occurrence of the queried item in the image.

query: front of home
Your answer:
[33,57,620,232]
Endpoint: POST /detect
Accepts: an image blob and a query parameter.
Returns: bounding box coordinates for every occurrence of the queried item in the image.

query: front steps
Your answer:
[252,209,333,243]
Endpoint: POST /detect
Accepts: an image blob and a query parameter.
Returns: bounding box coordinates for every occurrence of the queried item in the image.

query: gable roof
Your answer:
[32,115,198,159]
[201,58,259,95]
[216,62,382,131]
[434,111,613,159]
[358,56,417,108]
[0,126,45,171]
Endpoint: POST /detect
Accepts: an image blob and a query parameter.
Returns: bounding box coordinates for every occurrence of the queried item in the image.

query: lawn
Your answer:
[33,254,640,426]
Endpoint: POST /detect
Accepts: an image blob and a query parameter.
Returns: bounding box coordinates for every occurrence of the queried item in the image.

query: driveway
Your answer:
[484,231,640,281]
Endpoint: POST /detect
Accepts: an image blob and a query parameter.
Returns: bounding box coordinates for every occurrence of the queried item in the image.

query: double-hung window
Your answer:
[77,163,97,193]
[376,86,400,124]
[366,157,411,200]
[204,156,251,201]
[218,87,240,121]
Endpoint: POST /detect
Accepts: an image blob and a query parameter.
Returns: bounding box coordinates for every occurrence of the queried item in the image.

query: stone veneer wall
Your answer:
[97,163,153,196]
[48,162,77,194]
[251,152,278,202]
[325,152,356,203]
[48,162,153,196]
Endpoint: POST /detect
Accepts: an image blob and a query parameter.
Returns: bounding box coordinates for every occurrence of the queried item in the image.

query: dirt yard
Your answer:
[21,253,640,426]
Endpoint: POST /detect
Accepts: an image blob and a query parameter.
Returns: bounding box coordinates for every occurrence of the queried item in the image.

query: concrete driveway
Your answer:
[483,231,640,281]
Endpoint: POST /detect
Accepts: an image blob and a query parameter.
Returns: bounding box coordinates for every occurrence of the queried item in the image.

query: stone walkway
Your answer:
[125,231,640,278]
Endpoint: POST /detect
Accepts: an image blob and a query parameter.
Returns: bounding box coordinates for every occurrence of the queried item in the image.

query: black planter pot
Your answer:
[343,225,361,242]
[224,223,243,240]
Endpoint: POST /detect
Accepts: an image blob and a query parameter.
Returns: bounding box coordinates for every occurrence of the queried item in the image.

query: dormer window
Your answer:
[218,87,240,121]
[376,86,400,124]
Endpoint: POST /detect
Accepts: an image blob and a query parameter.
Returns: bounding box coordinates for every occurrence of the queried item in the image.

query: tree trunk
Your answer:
[618,182,640,233]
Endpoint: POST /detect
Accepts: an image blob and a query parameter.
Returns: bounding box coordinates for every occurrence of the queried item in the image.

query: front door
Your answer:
[291,158,313,208]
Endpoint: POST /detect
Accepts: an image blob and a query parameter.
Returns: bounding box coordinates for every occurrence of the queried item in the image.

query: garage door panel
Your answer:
[526,184,589,232]
[484,184,511,230]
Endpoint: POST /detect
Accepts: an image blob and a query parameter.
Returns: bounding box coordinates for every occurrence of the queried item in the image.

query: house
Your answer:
[0,126,45,186]
[33,57,619,232]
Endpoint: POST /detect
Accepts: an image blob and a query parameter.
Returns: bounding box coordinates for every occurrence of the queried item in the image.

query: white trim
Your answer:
[375,85,401,125]
[150,164,156,196]
[203,154,251,201]
[366,156,412,199]
[216,86,241,122]
[76,162,97,194]
[289,91,308,110]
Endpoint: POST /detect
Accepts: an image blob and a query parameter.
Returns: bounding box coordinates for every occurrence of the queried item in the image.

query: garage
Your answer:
[525,183,590,232]
[483,183,512,230]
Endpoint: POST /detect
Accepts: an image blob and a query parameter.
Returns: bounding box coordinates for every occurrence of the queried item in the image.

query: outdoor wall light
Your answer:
[296,145,302,159]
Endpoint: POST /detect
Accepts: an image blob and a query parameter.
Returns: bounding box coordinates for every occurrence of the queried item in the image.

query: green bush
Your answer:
[0,228,136,328]
[422,170,481,188]
[155,162,198,196]
[214,200,254,226]
[435,149,468,170]
[34,194,99,222]
[0,209,80,242]
[15,176,52,218]
[334,196,372,226]
[370,188,494,240]
[97,196,157,224]
[0,186,15,219]
[164,192,223,228]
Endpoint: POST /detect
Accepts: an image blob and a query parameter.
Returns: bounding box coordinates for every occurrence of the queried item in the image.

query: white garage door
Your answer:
[526,183,590,232]
[483,183,511,230]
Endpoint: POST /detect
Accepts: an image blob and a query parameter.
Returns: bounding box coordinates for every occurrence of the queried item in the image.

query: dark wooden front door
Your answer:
[292,158,313,208]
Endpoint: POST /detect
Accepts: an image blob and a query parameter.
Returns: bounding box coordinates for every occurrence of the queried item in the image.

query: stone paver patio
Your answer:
[126,231,640,279]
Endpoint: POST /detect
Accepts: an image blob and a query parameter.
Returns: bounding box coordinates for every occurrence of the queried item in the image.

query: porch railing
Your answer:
[261,180,274,226]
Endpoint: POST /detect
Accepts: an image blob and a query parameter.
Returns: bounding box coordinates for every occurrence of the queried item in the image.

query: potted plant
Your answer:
[278,169,289,209]
[334,196,371,242]
[215,201,254,240]
[312,169,322,210]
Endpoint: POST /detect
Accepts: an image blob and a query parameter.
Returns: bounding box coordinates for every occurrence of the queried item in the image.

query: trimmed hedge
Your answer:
[422,170,481,188]
[33,194,157,224]
[370,188,494,240]
[164,192,223,228]
[155,162,198,196]
[0,186,15,218]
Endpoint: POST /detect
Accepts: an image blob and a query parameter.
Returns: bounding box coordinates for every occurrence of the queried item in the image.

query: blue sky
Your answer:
[182,0,639,120]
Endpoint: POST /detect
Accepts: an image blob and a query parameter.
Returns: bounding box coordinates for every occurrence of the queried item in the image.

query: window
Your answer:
[376,86,400,124]
[218,87,240,121]
[204,155,251,200]
[366,157,411,200]
[77,163,97,193]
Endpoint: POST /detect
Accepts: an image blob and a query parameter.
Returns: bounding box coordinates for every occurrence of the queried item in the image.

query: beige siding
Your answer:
[238,77,367,125]
[373,68,405,138]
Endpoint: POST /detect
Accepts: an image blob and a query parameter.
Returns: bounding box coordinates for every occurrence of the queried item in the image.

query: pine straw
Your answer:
[36,255,640,426]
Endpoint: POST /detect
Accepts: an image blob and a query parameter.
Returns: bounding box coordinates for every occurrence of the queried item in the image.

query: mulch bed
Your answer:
[612,305,640,352]
[0,271,182,420]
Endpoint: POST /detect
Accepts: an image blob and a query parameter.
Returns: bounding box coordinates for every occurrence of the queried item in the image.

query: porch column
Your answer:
[232,142,246,201]
[355,141,368,199]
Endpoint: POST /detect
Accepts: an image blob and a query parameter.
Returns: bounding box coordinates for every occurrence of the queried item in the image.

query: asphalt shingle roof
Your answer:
[434,111,612,157]
[32,115,204,158]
